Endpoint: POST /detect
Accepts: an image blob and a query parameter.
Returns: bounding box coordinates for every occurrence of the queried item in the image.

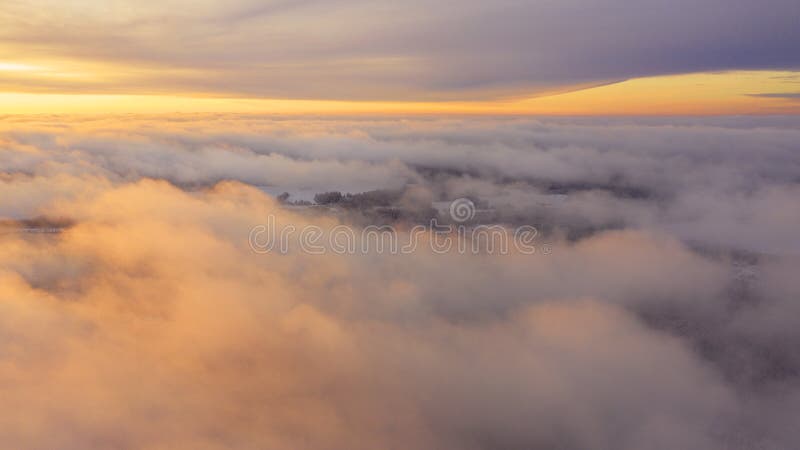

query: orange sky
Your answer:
[1,0,799,115]
[1,70,799,115]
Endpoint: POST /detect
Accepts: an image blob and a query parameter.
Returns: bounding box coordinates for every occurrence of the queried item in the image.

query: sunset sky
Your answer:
[2,0,799,114]
[3,2,800,449]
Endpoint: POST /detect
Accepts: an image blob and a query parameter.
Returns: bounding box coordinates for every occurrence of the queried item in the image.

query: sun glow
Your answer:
[0,62,42,72]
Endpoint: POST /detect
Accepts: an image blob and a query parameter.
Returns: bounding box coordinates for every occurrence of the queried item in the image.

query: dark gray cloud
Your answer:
[749,92,800,99]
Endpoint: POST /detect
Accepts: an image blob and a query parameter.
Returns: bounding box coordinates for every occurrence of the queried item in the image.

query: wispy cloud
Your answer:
[748,92,800,100]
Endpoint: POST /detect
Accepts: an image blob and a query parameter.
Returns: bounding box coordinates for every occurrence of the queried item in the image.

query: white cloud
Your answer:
[0,115,799,448]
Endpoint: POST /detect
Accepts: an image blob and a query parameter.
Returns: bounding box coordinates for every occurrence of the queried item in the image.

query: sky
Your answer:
[2,3,800,447]
[1,0,800,114]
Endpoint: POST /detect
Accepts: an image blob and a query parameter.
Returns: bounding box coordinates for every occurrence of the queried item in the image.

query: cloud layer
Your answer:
[1,115,800,449]
[3,115,799,252]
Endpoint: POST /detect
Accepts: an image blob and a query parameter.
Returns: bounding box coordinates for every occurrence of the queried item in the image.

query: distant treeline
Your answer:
[279,189,403,209]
